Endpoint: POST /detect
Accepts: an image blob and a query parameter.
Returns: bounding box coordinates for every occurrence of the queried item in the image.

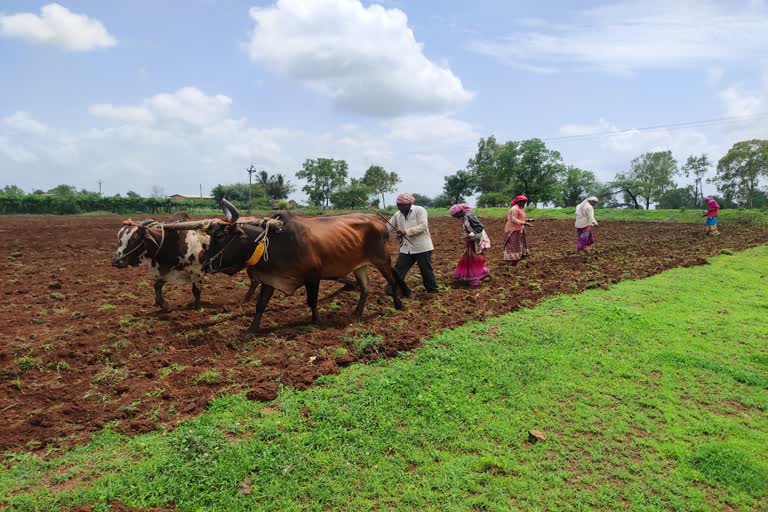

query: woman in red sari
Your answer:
[449,203,491,286]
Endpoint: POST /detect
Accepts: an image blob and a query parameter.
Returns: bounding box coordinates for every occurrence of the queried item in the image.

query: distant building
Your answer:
[168,194,214,201]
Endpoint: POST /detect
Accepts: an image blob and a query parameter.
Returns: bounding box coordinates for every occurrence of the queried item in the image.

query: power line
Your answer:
[542,112,768,143]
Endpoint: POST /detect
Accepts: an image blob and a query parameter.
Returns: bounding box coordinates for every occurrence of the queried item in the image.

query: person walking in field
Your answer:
[449,203,491,286]
[704,196,720,236]
[386,193,440,293]
[575,196,599,253]
[503,195,532,265]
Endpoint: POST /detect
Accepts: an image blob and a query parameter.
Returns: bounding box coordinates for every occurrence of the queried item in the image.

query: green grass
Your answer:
[277,206,768,224]
[2,247,768,511]
[463,206,768,224]
[29,206,768,225]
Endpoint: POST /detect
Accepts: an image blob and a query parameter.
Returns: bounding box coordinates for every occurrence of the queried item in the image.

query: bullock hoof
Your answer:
[243,329,260,340]
[157,301,170,312]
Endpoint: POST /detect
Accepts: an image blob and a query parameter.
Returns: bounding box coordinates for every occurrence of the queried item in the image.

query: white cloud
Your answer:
[0,3,116,51]
[470,0,768,74]
[246,0,473,117]
[554,118,719,183]
[2,87,478,200]
[146,87,232,126]
[386,115,480,146]
[88,87,232,127]
[0,136,37,163]
[88,104,155,124]
[718,70,768,140]
[3,112,48,136]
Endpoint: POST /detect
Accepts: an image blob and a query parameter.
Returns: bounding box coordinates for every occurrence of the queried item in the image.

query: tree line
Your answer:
[0,185,216,215]
[443,137,768,209]
[2,139,766,214]
[0,171,297,215]
[292,138,768,210]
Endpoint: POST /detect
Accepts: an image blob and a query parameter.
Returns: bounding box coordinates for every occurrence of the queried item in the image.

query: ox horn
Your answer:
[221,198,240,223]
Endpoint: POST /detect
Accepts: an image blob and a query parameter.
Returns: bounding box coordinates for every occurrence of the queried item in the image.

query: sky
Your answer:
[1,0,767,203]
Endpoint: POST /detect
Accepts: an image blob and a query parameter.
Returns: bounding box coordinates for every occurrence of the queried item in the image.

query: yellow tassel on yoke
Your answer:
[246,241,266,266]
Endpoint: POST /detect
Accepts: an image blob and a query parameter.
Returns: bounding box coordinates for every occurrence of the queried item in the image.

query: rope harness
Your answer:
[207,221,271,272]
[246,222,270,266]
[119,220,165,261]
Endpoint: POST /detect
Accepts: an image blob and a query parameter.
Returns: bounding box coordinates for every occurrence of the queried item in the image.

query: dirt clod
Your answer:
[528,430,546,443]
[246,382,279,402]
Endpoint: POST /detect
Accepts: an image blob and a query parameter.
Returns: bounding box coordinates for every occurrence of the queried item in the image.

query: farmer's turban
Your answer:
[396,193,416,204]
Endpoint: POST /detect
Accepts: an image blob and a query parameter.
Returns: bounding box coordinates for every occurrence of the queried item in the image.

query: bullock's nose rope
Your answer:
[118,220,166,260]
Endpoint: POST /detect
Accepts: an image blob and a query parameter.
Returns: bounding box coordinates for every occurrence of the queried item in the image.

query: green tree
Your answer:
[467,136,505,195]
[361,165,400,207]
[1,185,24,196]
[712,140,768,208]
[296,158,349,208]
[126,190,141,198]
[681,154,711,206]
[476,192,509,208]
[656,186,698,209]
[47,184,77,197]
[469,137,567,205]
[265,174,295,200]
[211,183,270,207]
[556,167,599,207]
[609,172,642,209]
[626,151,678,209]
[431,193,453,208]
[442,170,475,204]
[411,193,433,208]
[330,179,373,209]
[508,139,567,205]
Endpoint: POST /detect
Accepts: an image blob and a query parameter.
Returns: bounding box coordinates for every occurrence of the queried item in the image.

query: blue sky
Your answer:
[1,0,767,201]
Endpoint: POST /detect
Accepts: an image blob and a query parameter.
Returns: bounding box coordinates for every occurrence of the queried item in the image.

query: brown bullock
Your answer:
[162,200,409,335]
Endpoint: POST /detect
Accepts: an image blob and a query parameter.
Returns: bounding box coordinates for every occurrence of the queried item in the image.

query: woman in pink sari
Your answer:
[504,195,532,265]
[449,203,491,286]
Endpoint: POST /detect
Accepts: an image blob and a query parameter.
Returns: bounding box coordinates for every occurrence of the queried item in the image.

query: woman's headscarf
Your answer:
[705,196,719,208]
[449,203,472,218]
[510,195,528,207]
[576,196,598,217]
[396,193,416,205]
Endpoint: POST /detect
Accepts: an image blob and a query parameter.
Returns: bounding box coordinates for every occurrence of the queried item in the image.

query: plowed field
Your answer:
[1,214,766,453]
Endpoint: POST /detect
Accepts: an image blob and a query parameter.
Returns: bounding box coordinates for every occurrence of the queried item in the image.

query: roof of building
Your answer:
[168,194,214,200]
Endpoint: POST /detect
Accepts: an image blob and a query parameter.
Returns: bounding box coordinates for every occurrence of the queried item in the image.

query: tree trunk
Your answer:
[381,192,386,208]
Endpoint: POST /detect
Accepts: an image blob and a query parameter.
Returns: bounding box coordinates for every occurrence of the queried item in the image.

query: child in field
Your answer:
[704,197,720,236]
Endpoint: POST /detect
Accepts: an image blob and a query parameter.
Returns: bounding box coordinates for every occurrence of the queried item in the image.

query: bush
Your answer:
[477,192,509,208]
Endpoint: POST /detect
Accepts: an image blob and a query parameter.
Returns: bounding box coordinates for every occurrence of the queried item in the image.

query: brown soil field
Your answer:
[1,214,766,453]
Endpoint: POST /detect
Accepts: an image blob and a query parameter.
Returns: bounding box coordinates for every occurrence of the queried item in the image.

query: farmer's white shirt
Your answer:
[575,203,597,229]
[388,205,434,254]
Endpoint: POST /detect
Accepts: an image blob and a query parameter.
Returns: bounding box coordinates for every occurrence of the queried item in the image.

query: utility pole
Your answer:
[245,164,257,210]
[97,180,103,196]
